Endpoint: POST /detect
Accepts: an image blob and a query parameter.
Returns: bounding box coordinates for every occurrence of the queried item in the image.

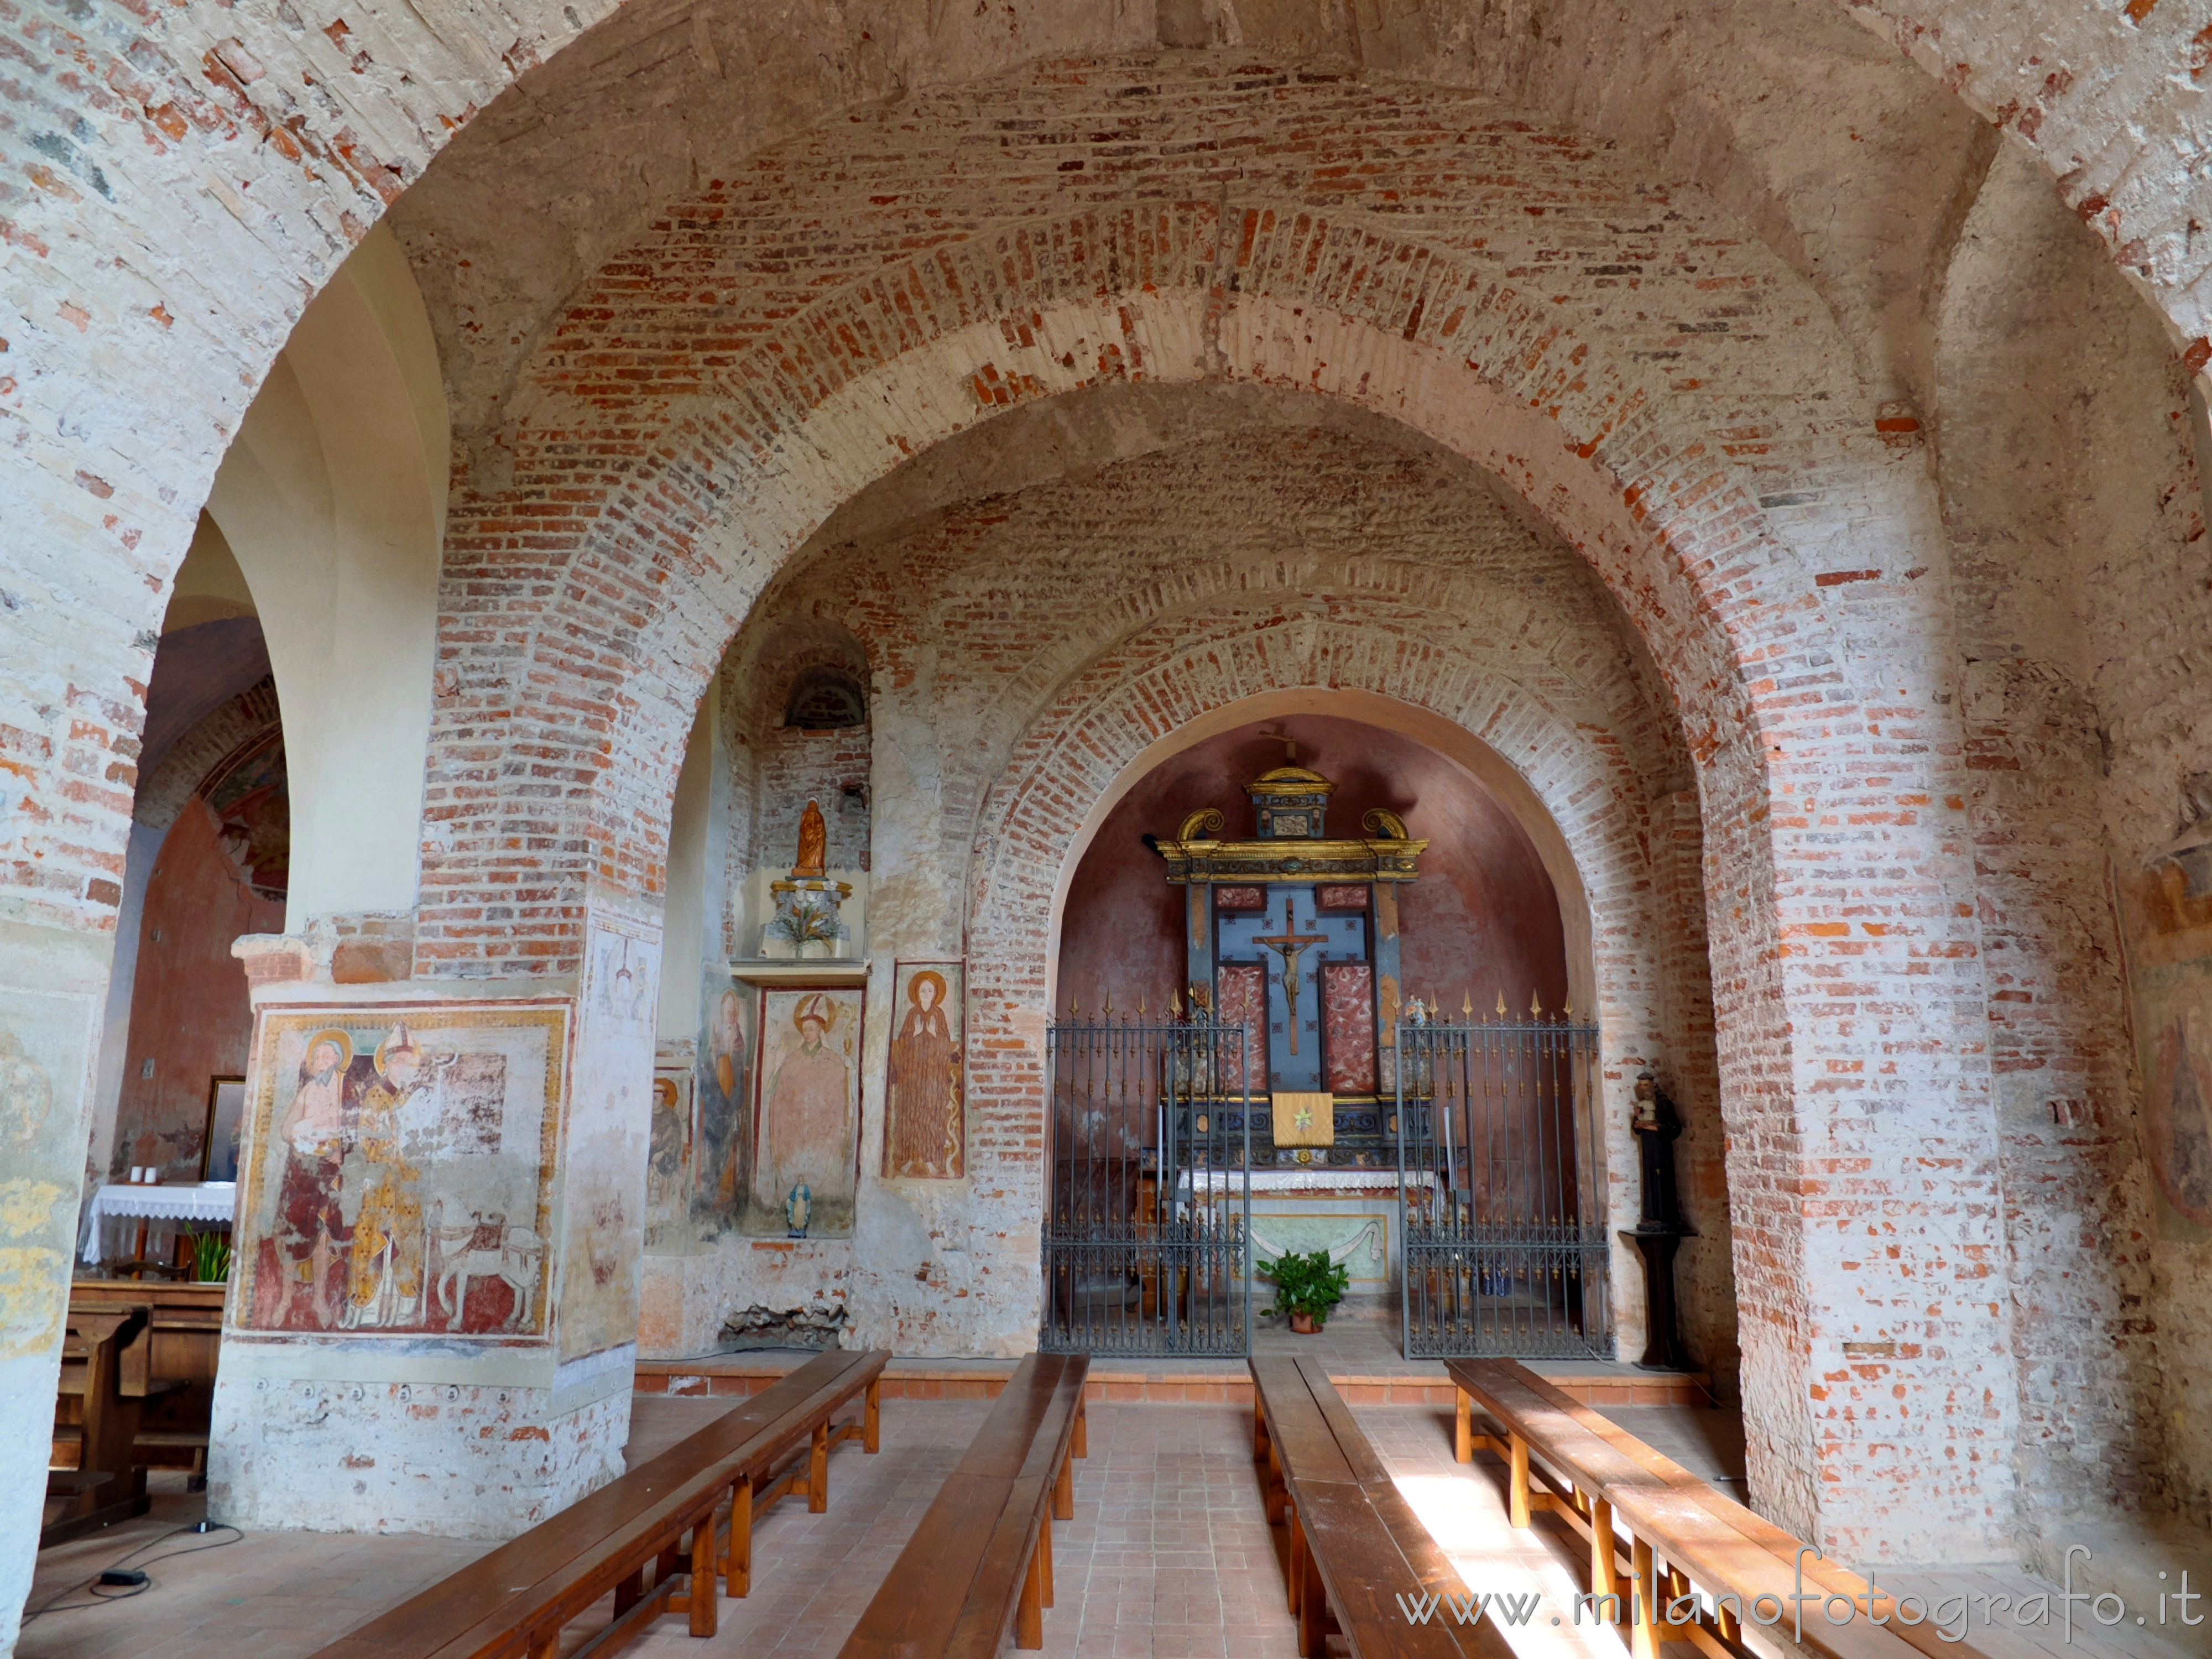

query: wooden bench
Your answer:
[310,1347,887,1659]
[1251,1356,1511,1659]
[1448,1358,1992,1659]
[839,1351,1089,1659]
[45,1305,152,1548]
[73,1279,223,1489]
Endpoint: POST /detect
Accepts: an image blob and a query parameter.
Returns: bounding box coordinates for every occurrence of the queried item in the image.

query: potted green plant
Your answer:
[1261,1248,1349,1333]
[191,1229,232,1284]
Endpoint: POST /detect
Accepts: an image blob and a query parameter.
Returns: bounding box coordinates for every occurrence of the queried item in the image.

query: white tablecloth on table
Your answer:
[80,1182,236,1264]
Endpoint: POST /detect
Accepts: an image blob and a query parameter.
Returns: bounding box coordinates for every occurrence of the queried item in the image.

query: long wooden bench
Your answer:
[839,1351,1089,1659]
[1448,1358,1993,1659]
[1251,1356,1512,1659]
[45,1305,152,1547]
[310,1347,886,1659]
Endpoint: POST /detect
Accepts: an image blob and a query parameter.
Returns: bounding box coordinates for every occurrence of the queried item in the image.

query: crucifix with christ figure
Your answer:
[1253,902,1328,1057]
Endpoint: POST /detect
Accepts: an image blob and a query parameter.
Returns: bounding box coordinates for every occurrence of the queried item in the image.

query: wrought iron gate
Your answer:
[1041,1020,1251,1356]
[1395,1018,1613,1359]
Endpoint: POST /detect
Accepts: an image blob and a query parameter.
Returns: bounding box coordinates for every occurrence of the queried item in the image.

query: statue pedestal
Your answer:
[1624,1224,1694,1370]
[745,871,865,959]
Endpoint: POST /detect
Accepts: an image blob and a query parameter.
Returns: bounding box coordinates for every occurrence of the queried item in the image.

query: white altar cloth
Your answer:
[1175,1169,1434,1194]
[81,1182,236,1263]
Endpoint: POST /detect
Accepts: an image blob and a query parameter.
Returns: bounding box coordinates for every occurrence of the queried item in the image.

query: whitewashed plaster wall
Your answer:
[204,223,448,932]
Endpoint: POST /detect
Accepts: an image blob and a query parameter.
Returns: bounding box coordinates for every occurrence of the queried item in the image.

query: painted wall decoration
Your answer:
[694,974,753,1235]
[2124,835,2212,1241]
[750,985,862,1235]
[884,961,963,1178]
[646,1068,696,1249]
[234,1004,568,1338]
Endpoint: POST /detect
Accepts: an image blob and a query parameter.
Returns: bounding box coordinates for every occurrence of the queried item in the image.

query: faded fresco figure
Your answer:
[885,968,962,1178]
[695,983,749,1231]
[753,990,857,1219]
[271,1030,351,1328]
[342,1025,431,1328]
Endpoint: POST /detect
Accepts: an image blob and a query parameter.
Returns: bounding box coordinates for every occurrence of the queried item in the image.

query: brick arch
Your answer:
[966,609,1669,1050]
[132,679,283,834]
[951,624,1694,1377]
[9,2,2206,938]
[425,199,1892,970]
[944,545,1677,812]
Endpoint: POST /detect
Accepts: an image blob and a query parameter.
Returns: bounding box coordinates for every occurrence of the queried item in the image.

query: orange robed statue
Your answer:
[794,799,827,878]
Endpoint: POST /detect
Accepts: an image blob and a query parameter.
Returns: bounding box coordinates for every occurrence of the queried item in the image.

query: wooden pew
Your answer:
[1448,1358,1993,1659]
[309,1347,887,1659]
[73,1279,223,1489]
[45,1305,151,1548]
[1250,1355,1511,1659]
[839,1351,1089,1659]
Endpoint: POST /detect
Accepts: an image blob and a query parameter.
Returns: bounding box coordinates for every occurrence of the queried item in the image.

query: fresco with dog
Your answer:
[232,1003,570,1338]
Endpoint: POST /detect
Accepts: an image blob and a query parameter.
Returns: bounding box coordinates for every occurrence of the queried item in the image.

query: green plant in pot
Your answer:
[191,1229,232,1284]
[1261,1248,1349,1333]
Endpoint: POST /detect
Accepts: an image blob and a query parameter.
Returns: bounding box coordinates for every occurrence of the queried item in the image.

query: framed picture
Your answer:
[750,984,864,1235]
[201,1076,247,1183]
[884,959,964,1178]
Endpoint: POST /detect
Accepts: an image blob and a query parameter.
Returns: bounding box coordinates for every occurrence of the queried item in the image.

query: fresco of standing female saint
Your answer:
[750,987,861,1234]
[885,962,963,1178]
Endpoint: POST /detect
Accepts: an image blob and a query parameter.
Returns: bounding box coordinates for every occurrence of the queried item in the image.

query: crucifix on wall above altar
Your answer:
[1152,759,1428,1171]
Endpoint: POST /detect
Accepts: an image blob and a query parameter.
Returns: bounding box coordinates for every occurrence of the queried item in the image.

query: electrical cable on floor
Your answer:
[21,1519,242,1621]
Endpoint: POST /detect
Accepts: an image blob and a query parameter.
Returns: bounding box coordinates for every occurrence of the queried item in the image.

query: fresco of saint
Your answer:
[271,1029,351,1328]
[885,967,962,1178]
[342,1025,432,1328]
[753,990,857,1215]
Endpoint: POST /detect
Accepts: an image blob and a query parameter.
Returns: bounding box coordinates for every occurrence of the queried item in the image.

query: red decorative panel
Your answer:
[1317,884,1369,911]
[1322,961,1377,1094]
[1217,964,1267,1094]
[1214,885,1267,911]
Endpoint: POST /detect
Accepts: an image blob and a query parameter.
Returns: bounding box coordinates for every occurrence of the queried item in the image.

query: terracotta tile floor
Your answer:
[20,1396,2205,1659]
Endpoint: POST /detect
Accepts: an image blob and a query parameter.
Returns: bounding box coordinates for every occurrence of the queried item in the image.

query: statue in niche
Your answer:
[794,799,828,878]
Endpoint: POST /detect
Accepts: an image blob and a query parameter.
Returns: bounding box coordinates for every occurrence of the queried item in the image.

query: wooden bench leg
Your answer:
[723,1477,753,1598]
[1040,1514,1054,1608]
[1073,1396,1087,1458]
[1630,1536,1659,1659]
[1295,1519,1327,1659]
[1508,1433,1531,1529]
[1255,1397,1269,1461]
[1455,1389,1473,1464]
[690,1512,718,1636]
[1590,1495,1619,1601]
[809,1420,830,1514]
[1053,1449,1075,1522]
[527,1631,558,1659]
[1285,1507,1307,1616]
[614,1564,646,1615]
[1017,1532,1045,1648]
[864,1379,881,1453]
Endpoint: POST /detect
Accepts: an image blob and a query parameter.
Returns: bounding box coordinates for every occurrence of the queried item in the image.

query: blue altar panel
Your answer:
[1215,885,1366,1093]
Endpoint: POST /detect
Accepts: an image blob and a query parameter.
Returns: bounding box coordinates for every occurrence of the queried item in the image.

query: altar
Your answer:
[1177,1168,1436,1297]
[1149,759,1433,1297]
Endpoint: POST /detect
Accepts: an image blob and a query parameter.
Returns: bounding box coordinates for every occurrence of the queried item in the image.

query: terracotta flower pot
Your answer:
[1289,1310,1318,1334]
